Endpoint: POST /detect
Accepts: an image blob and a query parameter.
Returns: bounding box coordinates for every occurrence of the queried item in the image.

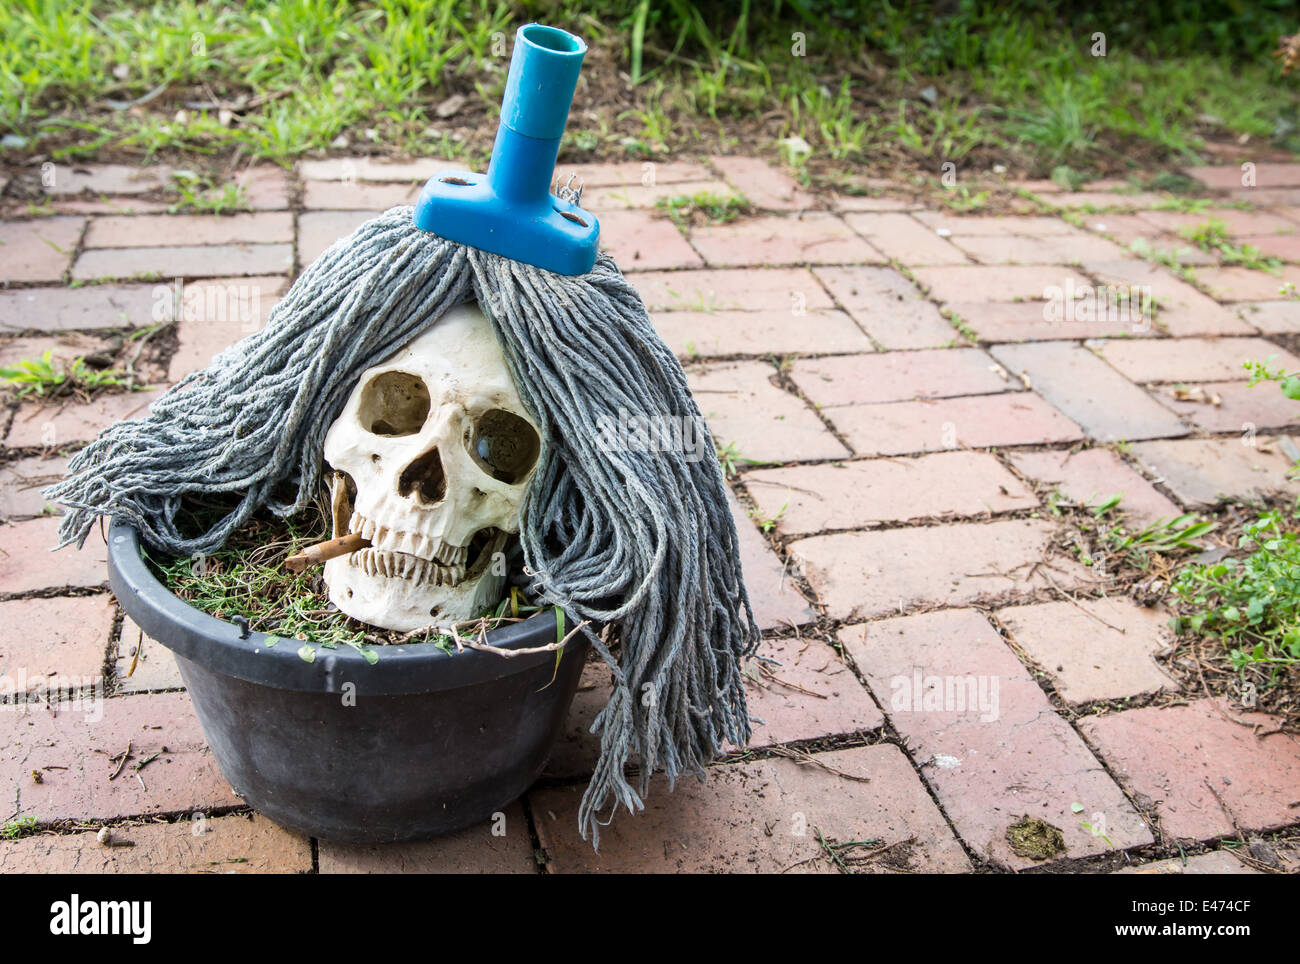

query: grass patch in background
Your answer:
[1,0,1298,179]
[1171,507,1300,681]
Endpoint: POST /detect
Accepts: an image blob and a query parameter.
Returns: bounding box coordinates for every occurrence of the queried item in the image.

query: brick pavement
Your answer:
[1,156,1298,873]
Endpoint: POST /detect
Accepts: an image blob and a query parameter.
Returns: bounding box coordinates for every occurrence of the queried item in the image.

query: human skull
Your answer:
[321,302,541,631]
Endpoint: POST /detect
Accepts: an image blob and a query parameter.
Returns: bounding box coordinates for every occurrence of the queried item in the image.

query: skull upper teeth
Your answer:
[347,511,473,587]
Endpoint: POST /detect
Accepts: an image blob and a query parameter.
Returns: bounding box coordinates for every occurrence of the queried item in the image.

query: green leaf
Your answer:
[1280,375,1300,400]
[297,644,315,663]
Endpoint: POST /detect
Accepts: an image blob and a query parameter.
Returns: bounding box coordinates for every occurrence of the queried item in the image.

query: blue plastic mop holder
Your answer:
[413,24,599,276]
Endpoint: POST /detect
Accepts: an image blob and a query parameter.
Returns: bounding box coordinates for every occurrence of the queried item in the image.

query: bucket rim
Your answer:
[106,521,571,695]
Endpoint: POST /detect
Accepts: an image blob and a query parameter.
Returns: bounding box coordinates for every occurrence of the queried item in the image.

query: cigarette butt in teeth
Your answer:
[285,534,371,573]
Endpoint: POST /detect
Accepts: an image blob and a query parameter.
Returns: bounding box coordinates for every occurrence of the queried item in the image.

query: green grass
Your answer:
[655,189,751,226]
[168,170,250,214]
[2,1,1298,174]
[152,510,378,652]
[0,817,38,839]
[0,349,131,397]
[1,0,513,162]
[1172,508,1300,671]
[1180,218,1282,271]
[1083,496,1218,571]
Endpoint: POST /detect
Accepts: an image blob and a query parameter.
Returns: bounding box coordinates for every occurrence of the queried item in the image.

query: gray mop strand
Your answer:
[46,206,759,846]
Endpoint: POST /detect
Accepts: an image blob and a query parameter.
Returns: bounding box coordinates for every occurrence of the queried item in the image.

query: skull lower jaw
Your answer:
[322,529,510,632]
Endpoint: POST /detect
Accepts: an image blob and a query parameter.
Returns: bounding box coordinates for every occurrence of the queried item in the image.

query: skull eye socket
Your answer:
[465,409,540,484]
[358,371,430,437]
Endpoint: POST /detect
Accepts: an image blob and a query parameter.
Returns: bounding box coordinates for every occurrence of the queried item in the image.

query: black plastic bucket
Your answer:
[106,522,588,843]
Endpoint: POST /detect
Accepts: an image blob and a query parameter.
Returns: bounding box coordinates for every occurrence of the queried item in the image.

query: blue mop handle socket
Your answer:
[413,24,600,276]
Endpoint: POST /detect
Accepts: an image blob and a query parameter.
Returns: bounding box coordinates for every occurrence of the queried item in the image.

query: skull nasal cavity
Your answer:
[398,448,446,505]
[360,371,430,436]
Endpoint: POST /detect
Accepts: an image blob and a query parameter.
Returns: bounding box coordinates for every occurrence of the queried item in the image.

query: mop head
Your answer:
[46,206,759,845]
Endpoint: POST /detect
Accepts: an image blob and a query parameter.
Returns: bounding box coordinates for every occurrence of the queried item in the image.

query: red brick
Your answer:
[1081,212,1167,248]
[632,268,833,313]
[560,161,712,188]
[1138,208,1298,237]
[1079,699,1300,840]
[582,179,737,211]
[0,517,108,593]
[0,332,106,371]
[72,244,293,282]
[302,180,416,210]
[3,691,234,822]
[652,308,872,358]
[827,391,1084,456]
[297,210,380,265]
[0,218,83,283]
[1082,260,1253,335]
[1006,448,1180,527]
[830,195,917,212]
[991,341,1188,441]
[997,597,1175,703]
[297,157,449,182]
[745,450,1037,535]
[947,300,1159,342]
[0,594,113,694]
[1115,851,1259,875]
[843,609,1154,867]
[0,813,310,873]
[1129,437,1300,507]
[951,233,1128,265]
[1237,234,1300,262]
[1041,191,1165,210]
[1193,265,1300,302]
[686,361,850,462]
[1009,178,1063,193]
[1233,300,1300,333]
[1186,163,1300,189]
[0,285,160,333]
[843,212,969,265]
[166,276,288,379]
[1133,239,1219,266]
[319,801,535,873]
[6,390,156,448]
[725,489,815,630]
[113,617,185,694]
[546,636,878,780]
[1228,188,1300,205]
[235,165,291,211]
[710,156,817,211]
[599,209,702,271]
[49,198,171,216]
[1153,379,1300,432]
[42,163,171,196]
[0,454,69,519]
[789,519,1090,621]
[911,264,1090,303]
[84,212,292,249]
[689,213,881,268]
[790,347,1010,407]
[1091,336,1299,383]
[532,744,972,873]
[910,213,1076,236]
[812,266,956,349]
[744,636,884,746]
